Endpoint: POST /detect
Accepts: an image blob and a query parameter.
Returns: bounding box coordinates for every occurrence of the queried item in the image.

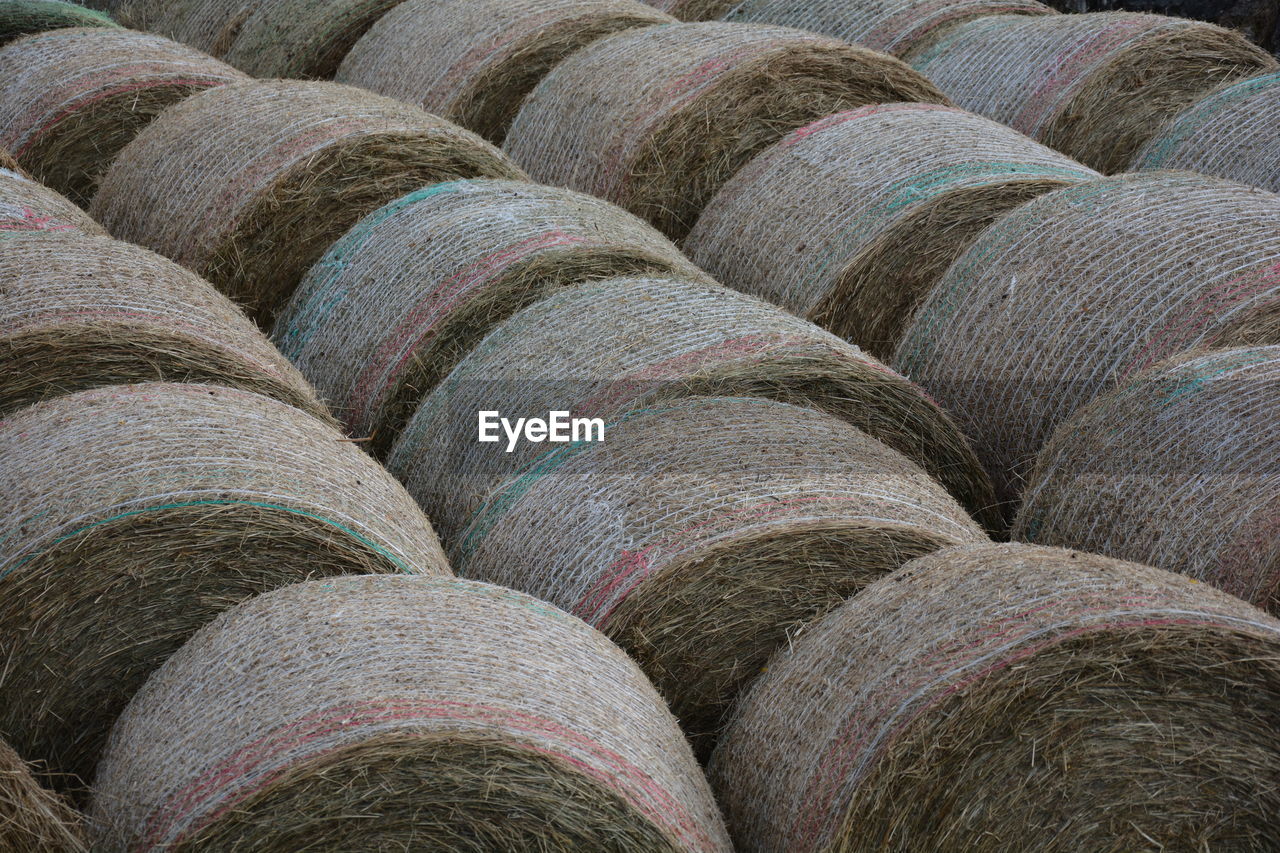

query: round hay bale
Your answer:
[338,0,674,145]
[452,395,987,752]
[1133,71,1280,193]
[0,232,329,420]
[275,180,709,455]
[0,739,85,852]
[710,542,1280,851]
[910,11,1278,173]
[1017,346,1280,612]
[0,382,450,791]
[0,1,117,46]
[1043,0,1279,54]
[894,172,1280,511]
[389,274,1000,546]
[503,21,949,241]
[90,80,525,326]
[0,164,106,233]
[686,103,1099,361]
[90,575,731,852]
[0,28,247,207]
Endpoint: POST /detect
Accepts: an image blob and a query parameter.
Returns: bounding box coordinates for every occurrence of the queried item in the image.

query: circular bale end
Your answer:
[0,383,450,792]
[686,103,1099,361]
[1,740,85,852]
[0,28,247,207]
[338,0,675,144]
[711,542,1280,851]
[91,575,730,852]
[503,21,949,241]
[275,180,709,456]
[0,1,117,46]
[0,164,106,234]
[90,80,525,327]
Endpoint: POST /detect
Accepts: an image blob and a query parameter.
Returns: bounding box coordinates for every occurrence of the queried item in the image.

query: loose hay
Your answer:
[274,180,709,456]
[894,172,1280,512]
[0,739,85,852]
[910,11,1278,173]
[503,21,949,241]
[91,575,731,852]
[0,28,247,207]
[90,80,525,326]
[0,1,117,46]
[0,164,105,233]
[0,383,450,793]
[338,0,674,144]
[710,542,1280,851]
[686,103,1099,360]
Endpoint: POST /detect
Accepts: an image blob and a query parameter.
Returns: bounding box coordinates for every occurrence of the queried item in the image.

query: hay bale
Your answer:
[686,103,1099,361]
[0,164,106,233]
[503,21,949,241]
[0,28,247,207]
[1133,71,1280,193]
[337,0,674,145]
[90,80,525,326]
[1043,0,1279,54]
[910,12,1278,173]
[894,172,1280,511]
[0,1,116,45]
[0,382,450,791]
[710,542,1280,851]
[0,739,85,852]
[274,180,709,456]
[91,575,731,852]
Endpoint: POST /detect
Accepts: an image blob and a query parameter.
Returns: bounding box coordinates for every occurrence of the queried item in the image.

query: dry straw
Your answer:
[0,232,329,419]
[1,739,85,852]
[894,172,1280,511]
[91,575,731,852]
[389,274,1000,547]
[0,1,117,46]
[451,395,987,753]
[503,21,949,241]
[710,542,1280,851]
[338,0,674,144]
[0,28,247,207]
[686,103,1099,361]
[0,382,450,793]
[910,12,1278,173]
[275,180,709,456]
[90,80,525,326]
[0,164,106,233]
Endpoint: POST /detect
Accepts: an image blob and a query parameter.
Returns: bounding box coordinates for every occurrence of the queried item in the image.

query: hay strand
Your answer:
[0,739,85,852]
[0,1,116,46]
[0,164,105,233]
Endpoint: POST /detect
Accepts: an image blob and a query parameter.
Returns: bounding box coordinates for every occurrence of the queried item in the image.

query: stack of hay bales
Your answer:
[711,543,1280,850]
[0,165,105,233]
[503,21,949,240]
[338,0,675,144]
[91,575,731,852]
[90,80,525,325]
[0,28,247,206]
[0,1,117,46]
[909,11,1278,172]
[1,740,85,852]
[685,103,1100,359]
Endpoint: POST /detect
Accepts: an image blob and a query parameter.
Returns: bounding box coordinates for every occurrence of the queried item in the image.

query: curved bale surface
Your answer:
[1042,0,1279,54]
[90,80,525,326]
[910,12,1278,173]
[1017,346,1280,612]
[0,232,328,419]
[275,180,708,456]
[338,0,674,145]
[390,274,1000,546]
[686,103,1099,360]
[0,1,117,46]
[894,172,1280,510]
[1133,71,1280,194]
[0,165,106,233]
[452,395,987,752]
[503,21,949,241]
[711,542,1280,852]
[0,28,247,207]
[91,575,731,852]
[1,739,85,852]
[0,383,450,791]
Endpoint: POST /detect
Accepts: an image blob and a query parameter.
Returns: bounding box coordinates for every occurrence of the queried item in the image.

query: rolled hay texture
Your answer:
[0,382,450,791]
[686,103,1099,361]
[450,395,987,752]
[1043,0,1279,54]
[275,180,709,457]
[894,172,1280,511]
[90,80,525,327]
[1,739,85,852]
[0,145,18,171]
[0,232,329,419]
[389,274,1000,547]
[910,12,1278,174]
[503,21,949,241]
[0,1,117,46]
[0,28,248,207]
[338,0,675,145]
[710,542,1280,851]
[0,164,106,233]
